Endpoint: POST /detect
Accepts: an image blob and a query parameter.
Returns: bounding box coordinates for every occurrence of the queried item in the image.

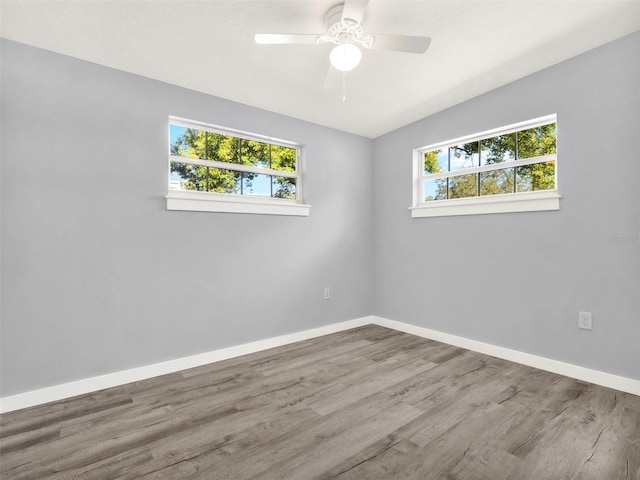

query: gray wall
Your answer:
[373,31,640,380]
[2,32,639,398]
[0,40,373,396]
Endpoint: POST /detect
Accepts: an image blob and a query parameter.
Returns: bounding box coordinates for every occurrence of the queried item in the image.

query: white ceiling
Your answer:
[1,1,639,138]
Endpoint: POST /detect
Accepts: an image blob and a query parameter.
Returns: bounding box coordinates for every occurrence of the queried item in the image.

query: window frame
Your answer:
[411,114,560,218]
[166,116,310,216]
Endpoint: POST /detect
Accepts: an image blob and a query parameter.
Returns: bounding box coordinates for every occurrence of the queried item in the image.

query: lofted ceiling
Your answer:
[1,0,639,138]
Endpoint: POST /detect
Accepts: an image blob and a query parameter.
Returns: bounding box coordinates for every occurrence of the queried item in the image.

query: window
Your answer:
[166,117,310,216]
[411,115,560,218]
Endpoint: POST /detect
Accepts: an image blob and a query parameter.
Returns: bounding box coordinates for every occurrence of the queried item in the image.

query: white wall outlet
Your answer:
[578,311,593,330]
[323,287,331,300]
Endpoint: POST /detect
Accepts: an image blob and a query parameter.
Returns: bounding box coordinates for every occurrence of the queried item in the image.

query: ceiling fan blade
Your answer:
[366,34,431,54]
[341,0,369,24]
[254,33,321,45]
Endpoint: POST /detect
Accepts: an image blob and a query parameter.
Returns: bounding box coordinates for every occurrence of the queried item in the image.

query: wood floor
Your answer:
[1,325,639,480]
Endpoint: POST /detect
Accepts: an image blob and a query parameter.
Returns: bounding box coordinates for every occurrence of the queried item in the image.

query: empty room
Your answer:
[1,1,639,479]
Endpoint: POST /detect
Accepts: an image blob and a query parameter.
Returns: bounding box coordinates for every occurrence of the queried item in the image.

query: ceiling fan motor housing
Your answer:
[323,3,368,46]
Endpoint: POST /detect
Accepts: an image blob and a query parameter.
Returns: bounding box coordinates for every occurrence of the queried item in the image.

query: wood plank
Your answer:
[1,325,638,480]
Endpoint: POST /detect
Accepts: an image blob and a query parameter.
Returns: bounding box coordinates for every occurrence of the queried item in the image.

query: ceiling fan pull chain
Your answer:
[342,71,347,102]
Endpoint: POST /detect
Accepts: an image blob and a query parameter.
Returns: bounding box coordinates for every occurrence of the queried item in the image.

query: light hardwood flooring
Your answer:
[1,325,639,479]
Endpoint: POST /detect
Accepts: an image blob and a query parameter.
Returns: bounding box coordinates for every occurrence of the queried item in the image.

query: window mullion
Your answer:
[514,131,518,193]
[422,154,556,181]
[447,147,451,199]
[238,137,243,195]
[269,144,273,198]
[169,156,297,179]
[476,140,481,197]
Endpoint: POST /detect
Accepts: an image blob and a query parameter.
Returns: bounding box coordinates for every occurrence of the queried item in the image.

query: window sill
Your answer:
[166,191,311,216]
[410,190,560,218]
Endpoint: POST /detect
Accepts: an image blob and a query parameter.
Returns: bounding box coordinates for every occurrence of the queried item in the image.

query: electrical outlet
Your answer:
[578,311,592,330]
[323,287,331,300]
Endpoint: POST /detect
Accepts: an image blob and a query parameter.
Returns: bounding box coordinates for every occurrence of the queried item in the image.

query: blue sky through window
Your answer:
[169,124,274,196]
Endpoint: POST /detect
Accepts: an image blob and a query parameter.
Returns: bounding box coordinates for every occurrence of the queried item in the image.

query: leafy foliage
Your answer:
[170,128,297,199]
[423,123,556,201]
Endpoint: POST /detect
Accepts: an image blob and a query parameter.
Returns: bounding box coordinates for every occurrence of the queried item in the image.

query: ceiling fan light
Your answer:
[330,43,361,71]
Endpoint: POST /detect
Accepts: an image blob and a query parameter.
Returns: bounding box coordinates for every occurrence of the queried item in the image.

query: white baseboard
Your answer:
[0,316,373,414]
[371,316,640,396]
[2,314,638,413]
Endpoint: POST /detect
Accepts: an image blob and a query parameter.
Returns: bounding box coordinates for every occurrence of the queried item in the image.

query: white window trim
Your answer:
[166,190,311,216]
[411,114,559,218]
[166,116,310,216]
[410,190,560,218]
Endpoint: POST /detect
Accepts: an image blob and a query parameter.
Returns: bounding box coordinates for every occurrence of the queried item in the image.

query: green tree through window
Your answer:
[422,121,556,202]
[169,123,298,200]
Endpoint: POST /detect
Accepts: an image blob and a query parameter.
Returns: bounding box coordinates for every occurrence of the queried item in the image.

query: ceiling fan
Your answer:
[255,0,431,74]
